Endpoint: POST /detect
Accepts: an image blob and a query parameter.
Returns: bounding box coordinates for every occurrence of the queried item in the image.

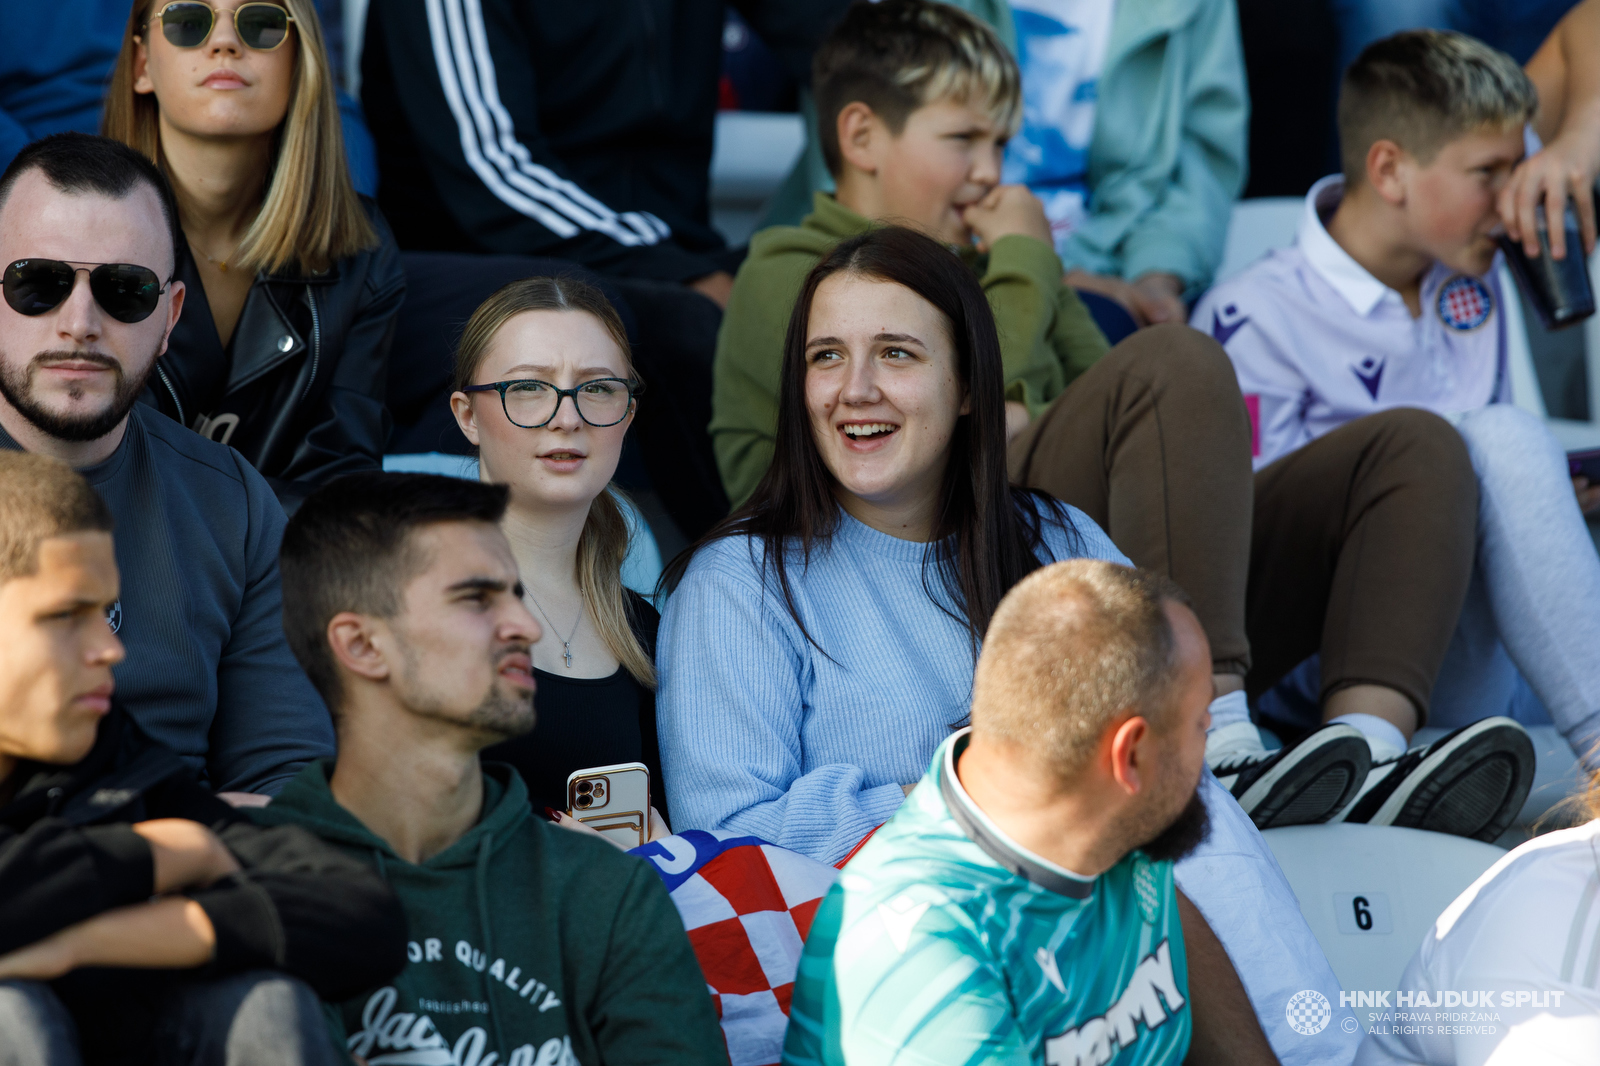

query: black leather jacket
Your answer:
[141,199,406,507]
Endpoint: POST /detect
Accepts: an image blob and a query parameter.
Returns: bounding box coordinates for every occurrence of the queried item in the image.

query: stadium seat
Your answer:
[1261,824,1503,993]
[709,111,806,246]
[381,453,665,597]
[1213,196,1302,284]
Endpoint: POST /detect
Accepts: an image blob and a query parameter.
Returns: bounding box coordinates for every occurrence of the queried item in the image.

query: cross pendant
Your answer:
[562,643,573,669]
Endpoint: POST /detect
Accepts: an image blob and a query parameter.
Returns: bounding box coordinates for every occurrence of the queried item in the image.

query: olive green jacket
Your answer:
[710,192,1110,505]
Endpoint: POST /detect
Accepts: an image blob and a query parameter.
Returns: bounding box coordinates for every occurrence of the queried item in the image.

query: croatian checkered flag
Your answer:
[631,831,840,1066]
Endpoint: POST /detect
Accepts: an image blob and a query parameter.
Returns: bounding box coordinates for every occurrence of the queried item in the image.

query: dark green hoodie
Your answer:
[255,760,725,1066]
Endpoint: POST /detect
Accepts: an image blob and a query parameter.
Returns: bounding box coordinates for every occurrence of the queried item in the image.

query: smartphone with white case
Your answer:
[565,762,650,848]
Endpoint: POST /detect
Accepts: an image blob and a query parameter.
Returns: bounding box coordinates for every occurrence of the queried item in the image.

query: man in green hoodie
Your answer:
[257,471,726,1066]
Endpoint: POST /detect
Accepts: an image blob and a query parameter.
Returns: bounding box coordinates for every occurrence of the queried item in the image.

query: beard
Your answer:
[462,676,537,740]
[0,348,152,443]
[401,639,537,742]
[1137,786,1211,863]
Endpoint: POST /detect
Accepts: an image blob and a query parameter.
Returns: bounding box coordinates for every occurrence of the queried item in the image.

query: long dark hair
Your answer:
[666,225,1074,652]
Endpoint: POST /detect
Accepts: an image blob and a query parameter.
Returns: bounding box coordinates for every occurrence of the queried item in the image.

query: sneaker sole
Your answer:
[1233,731,1371,828]
[1365,719,1535,842]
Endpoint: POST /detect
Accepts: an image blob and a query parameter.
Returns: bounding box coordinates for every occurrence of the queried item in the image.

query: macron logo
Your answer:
[1044,939,1185,1066]
[1210,305,1249,345]
[1036,947,1066,993]
[877,896,931,953]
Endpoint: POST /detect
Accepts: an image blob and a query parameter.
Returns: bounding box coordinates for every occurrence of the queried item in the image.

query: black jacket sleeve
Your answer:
[363,0,721,282]
[161,780,408,1000]
[274,205,406,496]
[0,820,154,956]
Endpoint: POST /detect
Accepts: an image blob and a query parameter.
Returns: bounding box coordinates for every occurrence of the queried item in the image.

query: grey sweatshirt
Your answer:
[0,404,334,793]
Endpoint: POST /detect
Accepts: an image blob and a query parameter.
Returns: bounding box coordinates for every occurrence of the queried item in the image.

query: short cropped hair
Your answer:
[0,133,183,277]
[1339,30,1537,186]
[971,560,1191,777]
[813,0,1022,177]
[0,452,114,585]
[280,472,510,709]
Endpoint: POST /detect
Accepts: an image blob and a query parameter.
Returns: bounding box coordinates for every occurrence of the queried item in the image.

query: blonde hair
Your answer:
[971,560,1188,778]
[454,276,654,689]
[103,0,376,274]
[1339,29,1538,186]
[813,0,1022,176]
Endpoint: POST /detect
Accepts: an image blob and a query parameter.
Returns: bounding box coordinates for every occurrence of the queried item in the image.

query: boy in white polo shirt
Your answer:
[1196,30,1600,789]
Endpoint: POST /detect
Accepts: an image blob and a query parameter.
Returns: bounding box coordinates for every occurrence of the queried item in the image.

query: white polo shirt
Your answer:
[1354,818,1600,1066]
[1191,176,1509,469]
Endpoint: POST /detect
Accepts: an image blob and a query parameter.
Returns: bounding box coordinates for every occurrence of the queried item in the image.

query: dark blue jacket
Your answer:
[0,0,128,167]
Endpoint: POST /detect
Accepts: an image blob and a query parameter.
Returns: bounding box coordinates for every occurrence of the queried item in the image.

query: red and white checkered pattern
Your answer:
[633,831,839,1066]
[1437,274,1493,330]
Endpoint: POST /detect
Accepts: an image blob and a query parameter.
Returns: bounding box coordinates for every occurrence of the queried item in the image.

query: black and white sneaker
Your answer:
[1209,721,1372,829]
[1336,717,1535,842]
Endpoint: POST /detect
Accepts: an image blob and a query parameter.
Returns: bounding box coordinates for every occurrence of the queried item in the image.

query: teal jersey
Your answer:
[783,731,1190,1066]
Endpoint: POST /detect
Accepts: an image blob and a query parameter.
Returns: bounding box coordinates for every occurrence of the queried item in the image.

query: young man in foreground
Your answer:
[260,472,725,1065]
[783,560,1276,1066]
[0,451,405,1064]
[1195,31,1600,781]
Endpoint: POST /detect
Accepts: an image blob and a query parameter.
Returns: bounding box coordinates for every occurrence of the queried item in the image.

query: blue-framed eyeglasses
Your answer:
[462,377,641,429]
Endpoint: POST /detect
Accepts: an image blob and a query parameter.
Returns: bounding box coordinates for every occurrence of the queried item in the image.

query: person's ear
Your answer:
[132,35,155,96]
[1366,139,1409,206]
[450,391,482,448]
[1107,714,1150,795]
[837,102,883,177]
[327,611,392,683]
[157,280,185,358]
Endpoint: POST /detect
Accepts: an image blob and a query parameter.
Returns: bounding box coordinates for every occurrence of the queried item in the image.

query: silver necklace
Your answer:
[524,587,584,669]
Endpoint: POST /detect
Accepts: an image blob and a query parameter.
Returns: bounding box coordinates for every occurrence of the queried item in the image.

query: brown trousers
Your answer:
[1008,325,1478,721]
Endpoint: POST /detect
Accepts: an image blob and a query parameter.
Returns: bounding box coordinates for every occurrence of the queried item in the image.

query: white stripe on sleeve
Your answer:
[424,0,667,248]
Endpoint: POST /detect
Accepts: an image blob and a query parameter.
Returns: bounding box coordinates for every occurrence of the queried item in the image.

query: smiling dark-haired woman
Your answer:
[104,0,402,507]
[657,225,1123,863]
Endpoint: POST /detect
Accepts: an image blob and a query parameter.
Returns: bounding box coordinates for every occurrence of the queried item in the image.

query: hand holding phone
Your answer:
[566,763,650,848]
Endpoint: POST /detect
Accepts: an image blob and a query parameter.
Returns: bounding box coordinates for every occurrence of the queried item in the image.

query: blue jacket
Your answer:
[0,0,128,166]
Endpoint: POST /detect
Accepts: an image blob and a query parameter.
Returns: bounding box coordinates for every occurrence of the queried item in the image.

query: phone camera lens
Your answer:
[592,783,606,800]
[576,780,592,794]
[574,794,592,809]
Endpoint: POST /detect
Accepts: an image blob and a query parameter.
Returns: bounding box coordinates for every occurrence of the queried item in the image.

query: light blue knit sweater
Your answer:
[657,501,1126,863]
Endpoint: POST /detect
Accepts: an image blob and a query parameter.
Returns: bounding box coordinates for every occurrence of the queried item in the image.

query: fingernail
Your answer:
[543,807,561,822]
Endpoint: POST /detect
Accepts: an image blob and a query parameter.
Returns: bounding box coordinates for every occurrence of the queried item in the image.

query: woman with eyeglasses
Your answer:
[103,0,402,507]
[450,276,669,839]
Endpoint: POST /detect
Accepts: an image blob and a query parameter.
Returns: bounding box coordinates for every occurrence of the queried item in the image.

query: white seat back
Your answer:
[1214,197,1303,284]
[1261,824,1503,993]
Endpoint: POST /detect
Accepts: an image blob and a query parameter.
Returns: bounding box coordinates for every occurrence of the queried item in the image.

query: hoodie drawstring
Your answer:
[474,834,509,1058]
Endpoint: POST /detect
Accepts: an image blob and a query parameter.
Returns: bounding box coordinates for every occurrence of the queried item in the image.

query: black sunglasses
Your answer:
[2,260,171,324]
[150,2,296,52]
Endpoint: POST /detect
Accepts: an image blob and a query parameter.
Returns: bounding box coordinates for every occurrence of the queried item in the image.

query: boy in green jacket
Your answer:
[257,472,725,1066]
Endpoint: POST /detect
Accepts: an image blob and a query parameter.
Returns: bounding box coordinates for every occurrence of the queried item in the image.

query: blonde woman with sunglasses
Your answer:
[104,0,403,506]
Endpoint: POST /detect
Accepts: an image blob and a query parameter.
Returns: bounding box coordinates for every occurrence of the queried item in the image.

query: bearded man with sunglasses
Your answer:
[0,132,335,799]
